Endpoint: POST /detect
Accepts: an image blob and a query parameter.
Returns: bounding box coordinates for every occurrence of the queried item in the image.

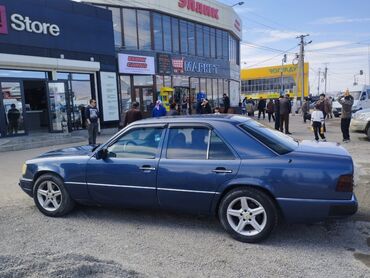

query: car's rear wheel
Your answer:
[33,174,75,217]
[218,188,278,243]
[366,124,370,140]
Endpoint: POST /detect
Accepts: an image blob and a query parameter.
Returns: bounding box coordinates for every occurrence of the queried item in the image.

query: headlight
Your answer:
[21,163,27,176]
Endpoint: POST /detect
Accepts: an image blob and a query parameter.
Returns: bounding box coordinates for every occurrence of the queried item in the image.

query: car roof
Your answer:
[133,114,250,125]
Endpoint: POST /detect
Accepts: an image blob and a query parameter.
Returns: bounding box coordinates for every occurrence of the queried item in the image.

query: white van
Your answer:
[332,85,370,117]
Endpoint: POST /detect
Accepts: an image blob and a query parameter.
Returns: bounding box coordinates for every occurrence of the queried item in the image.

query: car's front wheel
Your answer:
[33,174,75,217]
[218,188,278,243]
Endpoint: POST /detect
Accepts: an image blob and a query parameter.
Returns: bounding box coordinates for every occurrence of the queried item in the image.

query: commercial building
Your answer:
[241,63,309,100]
[0,0,241,138]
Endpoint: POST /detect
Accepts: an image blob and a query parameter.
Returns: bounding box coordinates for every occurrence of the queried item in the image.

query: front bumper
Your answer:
[277,194,358,223]
[350,118,368,132]
[19,178,34,197]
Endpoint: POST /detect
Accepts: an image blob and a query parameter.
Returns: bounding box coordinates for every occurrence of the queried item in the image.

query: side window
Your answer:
[209,131,235,160]
[367,90,370,99]
[167,127,209,159]
[360,92,366,101]
[107,127,163,159]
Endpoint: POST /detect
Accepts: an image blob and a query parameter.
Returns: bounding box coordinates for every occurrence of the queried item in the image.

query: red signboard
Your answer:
[178,0,219,20]
[234,19,241,32]
[0,5,8,34]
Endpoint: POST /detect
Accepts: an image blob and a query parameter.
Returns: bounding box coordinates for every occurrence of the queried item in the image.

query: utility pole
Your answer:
[281,54,287,95]
[296,34,312,102]
[317,68,321,95]
[324,65,328,95]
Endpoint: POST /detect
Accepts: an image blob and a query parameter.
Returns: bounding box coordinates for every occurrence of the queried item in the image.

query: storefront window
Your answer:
[222,31,229,60]
[190,77,199,94]
[213,79,218,107]
[216,29,223,59]
[163,16,172,52]
[137,10,151,50]
[156,75,164,92]
[108,7,122,47]
[180,20,188,54]
[0,69,47,79]
[153,13,163,51]
[210,28,216,58]
[120,76,131,112]
[196,24,204,57]
[134,75,153,86]
[172,18,180,53]
[164,76,172,87]
[173,75,189,87]
[123,8,138,49]
[217,79,223,105]
[188,22,195,56]
[204,26,210,58]
[207,78,213,107]
[200,78,206,94]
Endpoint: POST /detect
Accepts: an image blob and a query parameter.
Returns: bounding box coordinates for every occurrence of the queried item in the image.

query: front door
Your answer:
[47,81,69,133]
[86,125,165,208]
[157,125,240,215]
[0,80,26,137]
[134,86,154,118]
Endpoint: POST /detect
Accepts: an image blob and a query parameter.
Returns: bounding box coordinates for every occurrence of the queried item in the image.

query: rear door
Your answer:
[157,124,241,215]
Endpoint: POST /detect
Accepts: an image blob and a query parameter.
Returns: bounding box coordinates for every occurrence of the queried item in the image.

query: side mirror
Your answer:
[96,148,108,160]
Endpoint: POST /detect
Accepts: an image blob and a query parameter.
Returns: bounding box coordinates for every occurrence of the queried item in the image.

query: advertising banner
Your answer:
[100,72,119,121]
[118,54,155,75]
[157,53,172,75]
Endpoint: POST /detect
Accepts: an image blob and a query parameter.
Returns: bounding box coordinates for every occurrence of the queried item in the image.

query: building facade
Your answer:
[0,0,241,138]
[84,0,242,117]
[241,63,309,100]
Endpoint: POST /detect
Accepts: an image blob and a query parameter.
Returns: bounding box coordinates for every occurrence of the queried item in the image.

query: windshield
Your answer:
[240,121,298,155]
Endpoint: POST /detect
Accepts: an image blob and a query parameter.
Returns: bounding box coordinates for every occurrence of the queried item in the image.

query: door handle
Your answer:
[212,168,233,174]
[140,165,156,171]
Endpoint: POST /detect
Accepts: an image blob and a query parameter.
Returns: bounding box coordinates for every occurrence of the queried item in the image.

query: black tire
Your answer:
[33,174,75,217]
[367,125,370,140]
[218,187,278,243]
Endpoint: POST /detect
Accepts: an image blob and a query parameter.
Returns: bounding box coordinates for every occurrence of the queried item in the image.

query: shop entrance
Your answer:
[133,86,154,117]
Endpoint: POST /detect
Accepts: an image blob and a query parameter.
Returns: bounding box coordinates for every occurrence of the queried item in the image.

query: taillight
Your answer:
[336,175,354,192]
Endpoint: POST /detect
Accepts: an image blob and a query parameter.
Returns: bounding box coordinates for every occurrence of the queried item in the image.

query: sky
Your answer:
[219,0,370,94]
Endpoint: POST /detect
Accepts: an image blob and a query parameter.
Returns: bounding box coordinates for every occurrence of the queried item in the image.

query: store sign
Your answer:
[10,13,60,36]
[157,53,172,75]
[118,54,155,75]
[184,61,218,74]
[0,5,8,34]
[172,57,184,73]
[178,0,219,20]
[100,72,119,122]
[269,65,297,74]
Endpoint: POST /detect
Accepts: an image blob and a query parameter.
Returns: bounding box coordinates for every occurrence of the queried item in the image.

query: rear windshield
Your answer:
[240,121,298,155]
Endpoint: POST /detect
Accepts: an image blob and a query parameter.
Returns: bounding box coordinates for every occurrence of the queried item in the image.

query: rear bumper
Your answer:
[277,194,358,223]
[19,178,34,197]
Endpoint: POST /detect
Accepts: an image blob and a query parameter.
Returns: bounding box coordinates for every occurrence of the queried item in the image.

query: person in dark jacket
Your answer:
[279,94,292,134]
[85,99,99,145]
[266,99,275,122]
[274,99,280,130]
[301,97,310,123]
[201,99,212,114]
[257,97,266,120]
[223,94,230,114]
[338,90,354,142]
[7,104,20,135]
[123,102,142,127]
[168,103,179,116]
[152,100,167,117]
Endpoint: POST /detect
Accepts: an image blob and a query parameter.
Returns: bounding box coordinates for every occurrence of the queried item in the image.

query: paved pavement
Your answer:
[0,115,369,277]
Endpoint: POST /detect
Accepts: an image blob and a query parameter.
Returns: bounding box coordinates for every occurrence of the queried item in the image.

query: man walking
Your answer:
[338,90,354,143]
[85,99,99,145]
[301,97,310,123]
[279,94,292,134]
[123,102,142,127]
[257,97,266,120]
[222,94,230,114]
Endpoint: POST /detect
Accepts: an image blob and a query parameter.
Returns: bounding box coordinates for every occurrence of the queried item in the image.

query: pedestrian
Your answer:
[181,97,188,115]
[152,100,167,117]
[291,96,298,116]
[246,100,254,117]
[7,104,20,135]
[168,103,179,116]
[301,97,310,123]
[241,97,247,115]
[214,107,221,114]
[85,99,99,145]
[201,98,212,114]
[274,98,280,130]
[223,93,230,114]
[327,96,333,119]
[315,93,330,131]
[266,99,275,122]
[338,90,354,143]
[122,102,142,128]
[279,94,292,134]
[311,106,326,142]
[257,97,266,119]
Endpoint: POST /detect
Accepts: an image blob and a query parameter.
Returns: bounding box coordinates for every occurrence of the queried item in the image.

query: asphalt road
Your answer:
[0,116,370,278]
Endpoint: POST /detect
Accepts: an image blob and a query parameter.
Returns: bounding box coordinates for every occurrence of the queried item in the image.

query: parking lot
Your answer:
[1,115,370,277]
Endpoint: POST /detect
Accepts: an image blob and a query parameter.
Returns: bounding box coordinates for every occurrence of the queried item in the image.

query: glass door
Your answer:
[0,80,26,137]
[47,81,69,133]
[134,86,154,118]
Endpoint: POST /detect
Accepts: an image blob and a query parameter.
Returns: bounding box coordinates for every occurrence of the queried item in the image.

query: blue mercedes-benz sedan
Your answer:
[19,115,357,242]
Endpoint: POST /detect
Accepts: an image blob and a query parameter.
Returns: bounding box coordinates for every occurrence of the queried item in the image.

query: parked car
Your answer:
[19,115,357,243]
[350,108,370,140]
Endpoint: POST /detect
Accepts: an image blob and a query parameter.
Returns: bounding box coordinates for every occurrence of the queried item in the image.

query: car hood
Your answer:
[293,140,350,157]
[37,145,96,158]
